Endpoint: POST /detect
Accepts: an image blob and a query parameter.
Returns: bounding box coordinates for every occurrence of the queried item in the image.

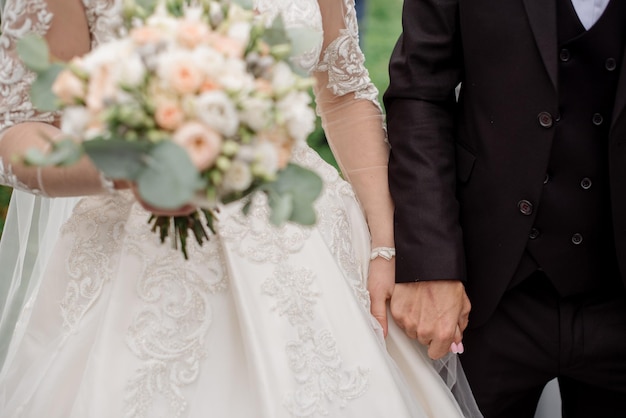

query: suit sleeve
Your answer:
[383,0,466,283]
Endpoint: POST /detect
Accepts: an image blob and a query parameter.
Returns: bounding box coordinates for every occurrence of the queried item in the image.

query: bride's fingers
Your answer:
[450,325,465,354]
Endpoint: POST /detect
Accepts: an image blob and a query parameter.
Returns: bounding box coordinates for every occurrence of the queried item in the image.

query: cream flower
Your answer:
[52,69,86,105]
[176,19,210,48]
[173,122,223,171]
[194,91,239,136]
[240,96,272,131]
[222,159,253,192]
[277,91,316,143]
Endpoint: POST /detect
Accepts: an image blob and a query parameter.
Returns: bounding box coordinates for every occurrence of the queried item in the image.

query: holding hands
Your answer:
[389,280,471,359]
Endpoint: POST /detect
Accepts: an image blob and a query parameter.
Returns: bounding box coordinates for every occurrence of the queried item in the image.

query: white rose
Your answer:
[194,91,239,136]
[252,141,280,177]
[222,159,253,192]
[227,21,251,46]
[271,61,296,94]
[240,96,272,131]
[60,106,90,138]
[217,58,254,93]
[277,91,315,143]
[114,52,145,87]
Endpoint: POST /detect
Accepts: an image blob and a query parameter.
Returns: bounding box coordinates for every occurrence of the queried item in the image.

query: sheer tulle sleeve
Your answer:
[313,0,394,249]
[0,0,113,197]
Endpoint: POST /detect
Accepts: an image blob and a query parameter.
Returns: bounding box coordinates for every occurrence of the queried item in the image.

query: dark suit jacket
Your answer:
[384,0,626,327]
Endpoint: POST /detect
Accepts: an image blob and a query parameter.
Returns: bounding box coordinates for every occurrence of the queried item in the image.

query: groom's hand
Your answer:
[390,280,471,359]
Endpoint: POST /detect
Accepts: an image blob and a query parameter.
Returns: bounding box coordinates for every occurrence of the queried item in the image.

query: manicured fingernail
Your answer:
[457,342,465,354]
[450,342,459,354]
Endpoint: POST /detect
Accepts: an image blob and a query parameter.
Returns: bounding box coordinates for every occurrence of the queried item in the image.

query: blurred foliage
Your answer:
[0,0,402,238]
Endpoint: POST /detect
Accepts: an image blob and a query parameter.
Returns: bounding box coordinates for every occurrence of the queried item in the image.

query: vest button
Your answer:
[592,113,604,126]
[571,233,583,245]
[606,57,617,71]
[538,112,553,128]
[559,49,571,62]
[529,228,540,240]
[580,177,592,190]
[518,200,533,216]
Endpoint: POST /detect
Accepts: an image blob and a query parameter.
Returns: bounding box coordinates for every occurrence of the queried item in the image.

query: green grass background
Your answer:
[0,0,403,237]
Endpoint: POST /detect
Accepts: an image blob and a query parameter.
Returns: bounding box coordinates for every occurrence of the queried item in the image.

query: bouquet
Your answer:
[18,0,323,258]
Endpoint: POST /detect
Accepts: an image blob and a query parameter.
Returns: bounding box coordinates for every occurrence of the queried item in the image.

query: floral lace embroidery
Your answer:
[0,156,45,194]
[124,204,228,418]
[59,193,133,331]
[0,0,55,134]
[217,195,312,264]
[315,0,380,105]
[262,263,320,326]
[283,326,370,417]
[254,0,322,73]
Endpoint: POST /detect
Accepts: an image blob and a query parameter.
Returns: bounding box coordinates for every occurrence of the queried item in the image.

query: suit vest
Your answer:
[511,0,626,295]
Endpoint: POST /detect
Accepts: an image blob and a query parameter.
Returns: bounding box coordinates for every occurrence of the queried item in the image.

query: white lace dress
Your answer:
[0,1,479,417]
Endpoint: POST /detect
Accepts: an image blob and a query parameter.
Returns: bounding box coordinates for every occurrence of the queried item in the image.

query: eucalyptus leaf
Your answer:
[23,138,83,167]
[84,139,153,180]
[268,193,294,226]
[265,164,322,226]
[29,63,64,111]
[16,33,50,73]
[262,15,290,47]
[286,28,322,58]
[232,0,253,9]
[136,141,205,210]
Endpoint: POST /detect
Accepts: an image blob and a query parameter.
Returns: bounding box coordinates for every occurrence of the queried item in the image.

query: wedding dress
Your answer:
[0,0,481,417]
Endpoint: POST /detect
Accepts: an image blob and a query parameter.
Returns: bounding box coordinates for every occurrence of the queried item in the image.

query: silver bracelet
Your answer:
[370,247,396,261]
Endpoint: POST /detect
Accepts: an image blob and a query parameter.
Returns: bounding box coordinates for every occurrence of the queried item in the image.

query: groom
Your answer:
[383,0,626,416]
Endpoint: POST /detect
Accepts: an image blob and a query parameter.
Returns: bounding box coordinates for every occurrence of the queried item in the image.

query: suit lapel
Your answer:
[522,0,558,90]
[611,43,626,129]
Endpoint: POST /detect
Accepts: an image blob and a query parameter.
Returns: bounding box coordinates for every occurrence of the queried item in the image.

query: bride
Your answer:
[0,0,481,417]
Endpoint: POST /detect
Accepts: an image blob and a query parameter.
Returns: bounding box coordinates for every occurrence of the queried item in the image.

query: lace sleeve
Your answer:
[314,0,393,248]
[0,0,119,196]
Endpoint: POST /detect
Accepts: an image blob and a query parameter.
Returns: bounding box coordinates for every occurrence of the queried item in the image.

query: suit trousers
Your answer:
[460,271,626,417]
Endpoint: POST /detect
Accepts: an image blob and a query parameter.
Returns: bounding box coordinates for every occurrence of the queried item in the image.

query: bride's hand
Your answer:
[130,184,196,216]
[368,256,395,337]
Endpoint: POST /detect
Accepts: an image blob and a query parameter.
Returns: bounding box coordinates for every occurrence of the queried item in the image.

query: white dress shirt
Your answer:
[571,0,610,29]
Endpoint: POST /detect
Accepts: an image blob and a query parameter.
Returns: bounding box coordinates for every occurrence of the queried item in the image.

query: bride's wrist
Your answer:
[370,246,395,261]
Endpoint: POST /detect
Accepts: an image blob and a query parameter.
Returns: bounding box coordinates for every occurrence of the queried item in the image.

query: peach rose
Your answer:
[155,100,185,131]
[177,20,209,48]
[169,61,204,94]
[208,33,245,59]
[257,128,292,169]
[52,69,86,105]
[85,65,116,113]
[173,122,222,171]
[131,26,164,45]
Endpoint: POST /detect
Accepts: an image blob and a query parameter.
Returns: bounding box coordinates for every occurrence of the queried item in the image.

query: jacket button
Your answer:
[571,233,583,245]
[592,113,604,126]
[559,49,570,62]
[606,57,617,71]
[544,173,550,184]
[518,200,533,216]
[580,177,592,190]
[529,228,540,240]
[538,112,553,128]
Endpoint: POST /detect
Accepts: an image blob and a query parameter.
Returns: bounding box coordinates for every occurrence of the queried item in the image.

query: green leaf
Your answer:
[23,138,83,167]
[268,193,293,226]
[136,141,205,210]
[264,163,322,226]
[262,15,290,47]
[232,0,253,9]
[29,63,64,111]
[286,27,322,58]
[84,139,153,180]
[16,33,50,73]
